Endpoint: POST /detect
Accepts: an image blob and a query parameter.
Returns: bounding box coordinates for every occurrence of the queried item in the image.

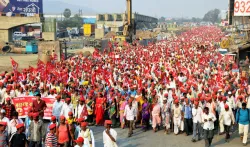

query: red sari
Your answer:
[95,97,105,125]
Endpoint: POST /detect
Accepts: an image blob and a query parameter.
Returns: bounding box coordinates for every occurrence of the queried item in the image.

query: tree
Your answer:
[63,8,71,19]
[57,14,83,28]
[203,9,221,24]
[158,17,166,23]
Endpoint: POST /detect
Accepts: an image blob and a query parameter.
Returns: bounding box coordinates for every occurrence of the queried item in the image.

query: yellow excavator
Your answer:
[114,0,135,43]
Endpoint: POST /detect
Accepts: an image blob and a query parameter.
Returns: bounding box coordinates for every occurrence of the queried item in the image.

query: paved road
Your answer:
[90,126,247,147]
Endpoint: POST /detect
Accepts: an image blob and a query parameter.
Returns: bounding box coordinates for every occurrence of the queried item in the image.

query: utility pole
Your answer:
[63,39,67,59]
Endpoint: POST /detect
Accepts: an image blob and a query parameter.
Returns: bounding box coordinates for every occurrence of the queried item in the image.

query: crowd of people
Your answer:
[0,26,249,147]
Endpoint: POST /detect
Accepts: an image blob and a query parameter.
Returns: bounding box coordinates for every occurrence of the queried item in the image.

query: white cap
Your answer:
[228,91,232,94]
[163,98,167,101]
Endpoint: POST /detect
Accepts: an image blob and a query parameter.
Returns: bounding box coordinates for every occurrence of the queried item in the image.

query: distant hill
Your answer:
[43,0,96,14]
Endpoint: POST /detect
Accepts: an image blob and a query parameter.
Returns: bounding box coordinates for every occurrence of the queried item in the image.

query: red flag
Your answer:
[10,57,18,71]
[37,60,45,71]
[29,66,36,73]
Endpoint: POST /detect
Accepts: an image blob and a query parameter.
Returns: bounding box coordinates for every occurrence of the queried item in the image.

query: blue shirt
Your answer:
[25,116,32,139]
[74,125,81,139]
[29,91,39,96]
[130,90,137,96]
[182,105,192,119]
[236,108,250,125]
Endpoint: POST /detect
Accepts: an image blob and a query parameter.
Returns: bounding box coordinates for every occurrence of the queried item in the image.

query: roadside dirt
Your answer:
[0,48,94,73]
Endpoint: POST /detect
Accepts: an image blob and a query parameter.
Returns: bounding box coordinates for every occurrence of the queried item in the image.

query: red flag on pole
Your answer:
[10,57,18,71]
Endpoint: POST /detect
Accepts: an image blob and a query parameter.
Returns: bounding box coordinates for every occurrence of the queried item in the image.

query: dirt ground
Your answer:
[0,48,94,73]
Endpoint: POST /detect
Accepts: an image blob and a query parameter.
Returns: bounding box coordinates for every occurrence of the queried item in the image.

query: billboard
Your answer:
[234,0,250,16]
[0,0,43,16]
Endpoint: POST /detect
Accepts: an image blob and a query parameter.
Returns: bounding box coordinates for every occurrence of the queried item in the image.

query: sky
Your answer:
[48,0,228,18]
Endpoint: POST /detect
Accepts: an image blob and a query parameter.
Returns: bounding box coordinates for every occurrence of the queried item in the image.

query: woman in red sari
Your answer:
[95,92,106,125]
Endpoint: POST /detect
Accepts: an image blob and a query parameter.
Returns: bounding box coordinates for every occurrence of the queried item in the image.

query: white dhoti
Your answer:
[174,116,181,134]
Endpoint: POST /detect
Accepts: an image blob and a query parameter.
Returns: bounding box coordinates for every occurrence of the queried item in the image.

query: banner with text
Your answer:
[12,96,55,119]
[234,0,250,16]
[0,0,43,16]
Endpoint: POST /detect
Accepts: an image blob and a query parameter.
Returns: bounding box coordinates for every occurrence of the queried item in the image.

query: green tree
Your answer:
[203,9,221,24]
[63,8,71,19]
[158,17,165,23]
[57,14,83,28]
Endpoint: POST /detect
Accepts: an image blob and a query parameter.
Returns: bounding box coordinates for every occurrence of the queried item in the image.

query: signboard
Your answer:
[12,96,57,119]
[0,0,43,16]
[234,0,250,16]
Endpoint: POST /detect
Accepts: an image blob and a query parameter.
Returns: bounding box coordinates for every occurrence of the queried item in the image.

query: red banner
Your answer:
[12,97,56,119]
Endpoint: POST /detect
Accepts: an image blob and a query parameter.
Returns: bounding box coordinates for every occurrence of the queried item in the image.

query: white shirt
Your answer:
[219,102,230,113]
[60,103,73,119]
[227,96,236,109]
[103,129,117,147]
[202,113,216,130]
[41,92,48,98]
[75,104,87,119]
[192,107,203,123]
[17,92,26,97]
[246,96,250,109]
[78,129,95,147]
[0,88,6,101]
[172,105,182,118]
[8,118,23,135]
[52,101,64,117]
[219,110,235,126]
[47,94,57,98]
[124,105,136,121]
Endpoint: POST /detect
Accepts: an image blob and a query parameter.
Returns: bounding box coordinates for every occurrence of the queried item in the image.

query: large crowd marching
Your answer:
[0,26,249,147]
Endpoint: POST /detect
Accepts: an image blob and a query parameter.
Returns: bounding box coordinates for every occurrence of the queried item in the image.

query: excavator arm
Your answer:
[123,0,134,42]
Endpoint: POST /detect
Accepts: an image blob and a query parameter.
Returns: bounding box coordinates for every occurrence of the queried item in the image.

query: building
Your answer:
[96,13,158,31]
[228,0,250,63]
[44,13,96,21]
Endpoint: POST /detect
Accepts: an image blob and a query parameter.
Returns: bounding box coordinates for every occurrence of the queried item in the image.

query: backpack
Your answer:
[236,108,250,123]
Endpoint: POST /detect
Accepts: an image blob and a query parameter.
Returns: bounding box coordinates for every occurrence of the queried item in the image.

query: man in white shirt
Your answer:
[78,122,95,147]
[0,83,6,102]
[124,99,136,137]
[8,111,23,136]
[52,95,64,120]
[47,90,57,98]
[75,97,87,120]
[219,97,230,135]
[172,99,183,135]
[219,104,235,142]
[202,107,216,147]
[192,101,203,142]
[227,91,236,112]
[60,98,73,119]
[103,120,117,147]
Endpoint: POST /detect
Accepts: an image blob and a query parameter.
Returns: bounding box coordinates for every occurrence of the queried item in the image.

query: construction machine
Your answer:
[114,0,135,43]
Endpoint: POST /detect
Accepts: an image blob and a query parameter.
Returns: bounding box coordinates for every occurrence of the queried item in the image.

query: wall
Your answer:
[38,41,61,62]
[0,16,41,42]
[0,16,41,30]
[0,30,9,42]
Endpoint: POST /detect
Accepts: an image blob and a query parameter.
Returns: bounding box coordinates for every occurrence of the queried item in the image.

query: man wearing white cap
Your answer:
[161,97,171,134]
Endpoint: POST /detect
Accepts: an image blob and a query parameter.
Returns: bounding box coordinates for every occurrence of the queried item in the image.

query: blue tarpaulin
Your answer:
[83,18,96,24]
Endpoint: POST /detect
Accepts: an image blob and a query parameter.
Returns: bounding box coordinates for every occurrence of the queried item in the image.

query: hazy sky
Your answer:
[51,0,228,18]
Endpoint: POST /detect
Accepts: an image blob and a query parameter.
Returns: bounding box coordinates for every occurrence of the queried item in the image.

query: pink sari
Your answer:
[119,100,127,123]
